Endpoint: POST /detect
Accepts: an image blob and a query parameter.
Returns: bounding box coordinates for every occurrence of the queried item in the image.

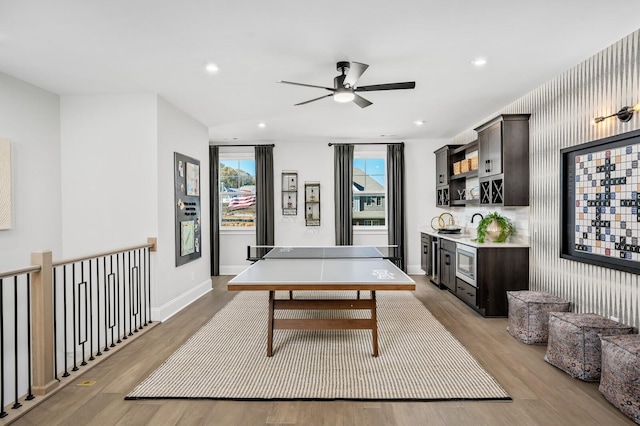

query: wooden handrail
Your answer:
[0,265,41,280]
[52,239,156,267]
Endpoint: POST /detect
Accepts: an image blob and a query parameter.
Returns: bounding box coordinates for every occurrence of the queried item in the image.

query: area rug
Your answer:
[126,291,510,401]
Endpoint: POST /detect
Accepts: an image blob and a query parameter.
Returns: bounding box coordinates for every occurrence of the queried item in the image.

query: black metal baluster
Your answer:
[25,274,34,401]
[128,251,133,336]
[103,257,110,353]
[147,248,152,325]
[53,269,58,379]
[78,262,87,367]
[96,258,102,357]
[12,277,21,409]
[116,253,122,344]
[0,278,7,418]
[109,254,116,348]
[136,249,141,332]
[88,260,94,361]
[142,248,148,327]
[71,264,78,372]
[62,265,69,377]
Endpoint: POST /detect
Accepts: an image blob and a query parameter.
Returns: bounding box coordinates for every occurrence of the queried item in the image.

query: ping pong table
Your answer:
[228,246,416,357]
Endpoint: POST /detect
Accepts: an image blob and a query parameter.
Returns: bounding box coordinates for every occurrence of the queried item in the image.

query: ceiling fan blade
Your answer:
[355,82,416,92]
[279,81,335,91]
[294,94,333,106]
[343,62,369,88]
[352,94,373,108]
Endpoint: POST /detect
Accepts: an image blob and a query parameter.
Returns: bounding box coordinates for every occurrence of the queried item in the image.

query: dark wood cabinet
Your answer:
[432,236,530,317]
[434,145,461,207]
[455,278,477,308]
[439,239,456,293]
[420,233,432,275]
[478,121,503,178]
[475,246,529,317]
[475,114,530,206]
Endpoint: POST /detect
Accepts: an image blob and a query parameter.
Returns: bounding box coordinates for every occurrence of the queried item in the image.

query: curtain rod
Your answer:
[210,144,275,147]
[327,142,403,146]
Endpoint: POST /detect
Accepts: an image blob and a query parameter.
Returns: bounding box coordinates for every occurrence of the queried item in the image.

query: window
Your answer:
[219,156,256,228]
[353,156,386,227]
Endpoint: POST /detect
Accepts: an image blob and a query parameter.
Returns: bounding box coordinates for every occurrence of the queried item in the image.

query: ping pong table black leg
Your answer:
[267,290,275,357]
[371,290,378,357]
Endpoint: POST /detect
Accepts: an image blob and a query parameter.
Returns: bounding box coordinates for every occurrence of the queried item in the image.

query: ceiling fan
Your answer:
[279,61,416,108]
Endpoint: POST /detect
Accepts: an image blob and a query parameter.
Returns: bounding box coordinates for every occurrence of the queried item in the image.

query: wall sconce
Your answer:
[593,103,640,124]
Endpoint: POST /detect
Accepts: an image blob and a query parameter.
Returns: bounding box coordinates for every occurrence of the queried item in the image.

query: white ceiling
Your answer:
[1,1,639,143]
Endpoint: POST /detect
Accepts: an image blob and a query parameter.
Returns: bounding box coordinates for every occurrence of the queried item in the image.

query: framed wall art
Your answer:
[304,181,320,226]
[560,129,640,273]
[281,171,297,215]
[174,152,201,266]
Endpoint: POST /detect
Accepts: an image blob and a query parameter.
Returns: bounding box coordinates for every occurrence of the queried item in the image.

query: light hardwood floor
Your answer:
[10,274,634,425]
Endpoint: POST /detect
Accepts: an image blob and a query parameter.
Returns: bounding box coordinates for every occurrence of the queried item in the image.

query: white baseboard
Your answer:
[151,278,212,322]
[407,264,426,276]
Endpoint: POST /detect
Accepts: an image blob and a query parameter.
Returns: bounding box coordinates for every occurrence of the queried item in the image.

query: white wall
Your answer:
[60,94,158,257]
[0,72,62,270]
[155,97,211,319]
[272,141,335,246]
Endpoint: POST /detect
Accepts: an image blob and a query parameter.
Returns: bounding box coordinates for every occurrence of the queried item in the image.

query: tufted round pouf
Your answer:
[507,291,571,344]
[544,312,635,381]
[599,334,640,424]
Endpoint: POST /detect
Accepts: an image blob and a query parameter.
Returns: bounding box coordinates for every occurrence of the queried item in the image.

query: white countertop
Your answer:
[419,226,530,248]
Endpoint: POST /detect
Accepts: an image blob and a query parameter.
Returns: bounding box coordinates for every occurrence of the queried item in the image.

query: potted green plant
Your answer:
[474,212,516,243]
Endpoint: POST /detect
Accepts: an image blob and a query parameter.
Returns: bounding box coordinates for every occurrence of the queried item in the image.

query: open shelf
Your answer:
[451,199,479,206]
[450,170,478,180]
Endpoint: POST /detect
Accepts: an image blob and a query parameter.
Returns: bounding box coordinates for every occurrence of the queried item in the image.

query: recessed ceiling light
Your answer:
[414,120,425,126]
[258,122,266,128]
[470,58,487,67]
[205,63,219,73]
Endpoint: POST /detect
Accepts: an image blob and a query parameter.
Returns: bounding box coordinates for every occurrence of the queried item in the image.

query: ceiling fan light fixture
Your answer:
[334,90,355,103]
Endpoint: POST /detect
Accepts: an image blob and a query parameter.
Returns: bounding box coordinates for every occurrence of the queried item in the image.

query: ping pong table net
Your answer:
[246,245,400,262]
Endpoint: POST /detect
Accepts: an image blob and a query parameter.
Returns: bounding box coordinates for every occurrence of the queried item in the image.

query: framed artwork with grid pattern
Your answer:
[561,129,640,273]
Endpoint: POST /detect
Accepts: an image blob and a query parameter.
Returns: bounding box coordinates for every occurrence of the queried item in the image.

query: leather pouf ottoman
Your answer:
[599,334,640,424]
[544,312,635,381]
[507,291,571,344]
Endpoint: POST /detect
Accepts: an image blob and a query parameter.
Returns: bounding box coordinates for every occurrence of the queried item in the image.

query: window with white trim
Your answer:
[353,155,386,227]
[219,155,256,228]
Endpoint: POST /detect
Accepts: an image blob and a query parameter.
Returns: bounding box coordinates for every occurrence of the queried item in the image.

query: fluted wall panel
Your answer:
[454,30,640,329]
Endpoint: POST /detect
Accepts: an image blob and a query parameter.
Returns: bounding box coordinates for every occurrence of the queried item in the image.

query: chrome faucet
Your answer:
[471,213,483,223]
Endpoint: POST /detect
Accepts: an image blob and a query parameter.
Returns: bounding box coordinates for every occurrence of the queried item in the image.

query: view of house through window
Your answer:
[353,157,386,226]
[219,158,256,227]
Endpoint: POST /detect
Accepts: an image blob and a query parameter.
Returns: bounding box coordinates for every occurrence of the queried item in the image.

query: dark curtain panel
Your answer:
[209,145,220,276]
[387,143,406,271]
[334,144,354,245]
[255,145,274,253]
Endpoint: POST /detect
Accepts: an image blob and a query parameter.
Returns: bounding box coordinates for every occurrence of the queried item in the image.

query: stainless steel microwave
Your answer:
[456,244,477,287]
